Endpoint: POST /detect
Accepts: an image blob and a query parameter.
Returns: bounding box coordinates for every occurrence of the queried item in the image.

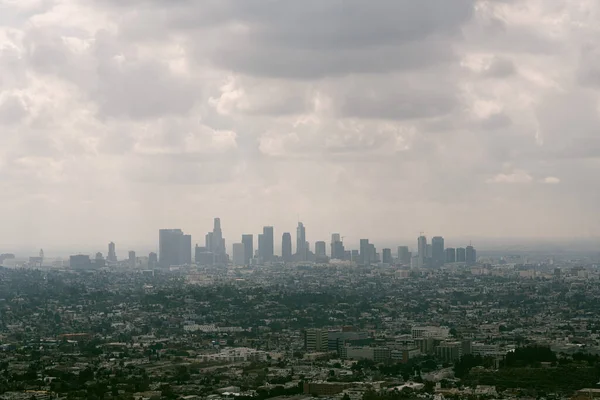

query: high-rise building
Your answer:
[159,229,192,267]
[397,246,411,265]
[456,247,466,263]
[70,254,91,270]
[206,218,227,264]
[258,234,265,262]
[445,248,456,263]
[466,245,477,266]
[128,251,136,268]
[148,252,158,268]
[108,242,117,263]
[417,236,427,268]
[369,243,377,263]
[331,233,345,260]
[305,329,329,352]
[242,234,253,265]
[315,241,327,258]
[432,236,445,267]
[263,226,274,262]
[282,233,292,262]
[360,239,371,265]
[382,248,392,264]
[296,222,307,261]
[195,245,214,265]
[232,243,246,266]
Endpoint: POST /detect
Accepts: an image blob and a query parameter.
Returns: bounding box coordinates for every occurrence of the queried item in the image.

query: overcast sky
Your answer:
[1,0,599,254]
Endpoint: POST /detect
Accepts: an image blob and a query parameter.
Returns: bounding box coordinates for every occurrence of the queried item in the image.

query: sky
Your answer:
[1,0,600,255]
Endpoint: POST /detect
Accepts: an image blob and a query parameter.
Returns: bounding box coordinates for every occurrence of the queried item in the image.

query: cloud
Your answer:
[541,176,561,184]
[1,0,600,250]
[487,170,533,184]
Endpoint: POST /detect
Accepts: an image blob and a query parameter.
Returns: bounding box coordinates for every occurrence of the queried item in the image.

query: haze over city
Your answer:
[1,1,600,253]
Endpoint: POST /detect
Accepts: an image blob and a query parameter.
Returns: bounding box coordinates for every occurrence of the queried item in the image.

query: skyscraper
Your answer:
[206,218,227,264]
[466,245,477,266]
[258,234,265,262]
[128,251,136,268]
[242,234,253,265]
[331,233,345,260]
[263,226,274,262]
[382,248,392,264]
[282,233,292,262]
[456,247,466,263]
[148,252,158,269]
[445,248,456,263]
[108,242,117,263]
[315,241,326,258]
[432,236,445,267]
[360,239,371,265]
[232,243,246,266]
[159,229,192,267]
[417,235,427,268]
[397,246,411,265]
[296,222,307,261]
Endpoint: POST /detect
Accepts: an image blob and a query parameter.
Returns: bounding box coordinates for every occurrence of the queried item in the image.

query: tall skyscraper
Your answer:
[128,251,136,268]
[466,245,477,266]
[258,234,265,262]
[232,243,246,266]
[159,229,192,267]
[445,248,456,263]
[417,235,427,268]
[206,218,227,264]
[456,247,466,263]
[108,242,117,263]
[397,246,411,265]
[382,248,392,264]
[296,222,307,261]
[315,241,326,258]
[432,236,445,267]
[242,234,253,265]
[263,226,274,262]
[331,233,345,259]
[360,239,371,265]
[148,252,158,269]
[282,233,292,262]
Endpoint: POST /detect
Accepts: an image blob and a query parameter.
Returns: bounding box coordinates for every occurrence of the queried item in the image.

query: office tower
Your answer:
[351,250,359,262]
[282,233,292,261]
[456,247,466,263]
[426,244,432,258]
[195,245,214,265]
[148,252,158,268]
[108,242,117,263]
[331,233,345,260]
[205,218,227,264]
[397,246,411,265]
[70,254,91,270]
[128,251,136,268]
[258,233,265,262]
[417,235,427,268]
[232,243,246,266]
[344,250,351,260]
[432,236,445,267]
[296,222,307,261]
[242,234,253,265]
[305,329,329,352]
[315,241,327,258]
[360,239,370,265]
[445,248,456,263]
[466,245,477,266]
[382,248,392,264]
[369,243,377,263]
[159,229,192,267]
[263,226,274,262]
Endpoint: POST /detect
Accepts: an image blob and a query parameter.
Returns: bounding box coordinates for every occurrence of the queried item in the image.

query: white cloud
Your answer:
[541,176,561,184]
[487,170,534,184]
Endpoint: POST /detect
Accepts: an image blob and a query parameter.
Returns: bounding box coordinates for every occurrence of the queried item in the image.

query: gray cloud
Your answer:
[1,0,600,249]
